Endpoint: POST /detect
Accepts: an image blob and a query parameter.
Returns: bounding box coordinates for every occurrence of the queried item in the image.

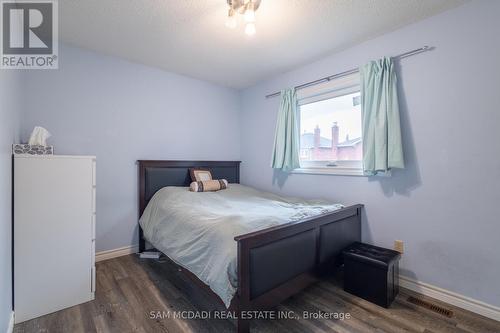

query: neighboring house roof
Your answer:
[301,132,361,149]
[337,137,362,147]
[300,133,331,148]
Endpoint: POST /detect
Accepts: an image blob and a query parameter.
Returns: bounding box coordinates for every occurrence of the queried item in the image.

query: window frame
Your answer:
[294,74,364,176]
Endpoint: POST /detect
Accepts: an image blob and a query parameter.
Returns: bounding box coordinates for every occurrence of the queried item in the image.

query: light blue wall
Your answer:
[21,44,241,252]
[240,0,500,307]
[0,71,21,332]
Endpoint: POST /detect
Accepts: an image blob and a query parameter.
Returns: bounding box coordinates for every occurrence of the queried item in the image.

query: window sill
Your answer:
[291,167,365,176]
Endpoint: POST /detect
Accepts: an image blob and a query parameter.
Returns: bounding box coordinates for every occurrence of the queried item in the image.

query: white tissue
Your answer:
[28,126,51,146]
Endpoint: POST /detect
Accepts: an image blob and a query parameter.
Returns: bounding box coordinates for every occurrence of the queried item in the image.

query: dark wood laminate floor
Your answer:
[14,254,500,333]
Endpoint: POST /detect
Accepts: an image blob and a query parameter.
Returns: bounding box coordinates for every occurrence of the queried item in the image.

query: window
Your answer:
[296,73,363,176]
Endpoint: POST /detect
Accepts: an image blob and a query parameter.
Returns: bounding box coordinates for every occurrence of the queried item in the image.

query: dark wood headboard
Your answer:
[138,160,241,216]
[137,160,241,252]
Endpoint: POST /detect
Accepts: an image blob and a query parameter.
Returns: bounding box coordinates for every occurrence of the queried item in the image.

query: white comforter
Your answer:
[139,184,343,307]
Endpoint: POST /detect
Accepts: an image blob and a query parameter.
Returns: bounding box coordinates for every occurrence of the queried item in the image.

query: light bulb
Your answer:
[225,8,237,29]
[245,22,256,36]
[244,2,255,22]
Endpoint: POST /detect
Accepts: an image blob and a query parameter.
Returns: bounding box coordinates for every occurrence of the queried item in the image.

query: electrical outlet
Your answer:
[394,240,404,254]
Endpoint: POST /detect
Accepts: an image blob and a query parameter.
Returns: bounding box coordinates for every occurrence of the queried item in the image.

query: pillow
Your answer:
[190,179,228,192]
[189,168,213,182]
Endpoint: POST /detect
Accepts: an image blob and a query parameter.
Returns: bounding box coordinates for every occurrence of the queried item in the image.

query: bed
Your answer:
[138,160,362,332]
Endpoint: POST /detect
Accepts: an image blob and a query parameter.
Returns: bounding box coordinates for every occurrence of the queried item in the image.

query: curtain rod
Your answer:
[265,45,431,99]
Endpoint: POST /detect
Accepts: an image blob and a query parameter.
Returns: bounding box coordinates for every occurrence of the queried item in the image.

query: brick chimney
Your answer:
[313,125,320,158]
[331,122,339,159]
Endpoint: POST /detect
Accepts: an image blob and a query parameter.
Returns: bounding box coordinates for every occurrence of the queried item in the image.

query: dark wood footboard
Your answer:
[234,204,362,332]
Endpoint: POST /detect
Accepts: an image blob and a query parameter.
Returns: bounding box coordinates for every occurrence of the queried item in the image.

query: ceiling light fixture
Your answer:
[244,2,256,23]
[225,8,237,29]
[225,0,261,36]
[244,22,256,36]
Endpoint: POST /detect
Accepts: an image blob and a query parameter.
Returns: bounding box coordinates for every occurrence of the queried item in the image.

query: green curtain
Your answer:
[270,88,300,172]
[361,57,404,176]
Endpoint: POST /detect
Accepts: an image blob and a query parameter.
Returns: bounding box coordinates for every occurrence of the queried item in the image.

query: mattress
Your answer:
[139,184,343,307]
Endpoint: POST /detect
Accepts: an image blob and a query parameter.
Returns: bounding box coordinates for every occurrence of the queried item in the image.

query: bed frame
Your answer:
[138,160,362,333]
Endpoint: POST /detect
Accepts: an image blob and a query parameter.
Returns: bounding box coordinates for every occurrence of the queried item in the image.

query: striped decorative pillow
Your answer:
[189,179,228,192]
[189,168,213,182]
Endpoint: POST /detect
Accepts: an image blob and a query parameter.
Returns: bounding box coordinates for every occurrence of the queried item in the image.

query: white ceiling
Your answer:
[60,0,467,89]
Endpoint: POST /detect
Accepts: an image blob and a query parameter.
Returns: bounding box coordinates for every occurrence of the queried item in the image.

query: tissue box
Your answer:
[13,144,54,155]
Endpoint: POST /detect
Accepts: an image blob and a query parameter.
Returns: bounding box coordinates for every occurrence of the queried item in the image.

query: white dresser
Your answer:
[14,155,96,323]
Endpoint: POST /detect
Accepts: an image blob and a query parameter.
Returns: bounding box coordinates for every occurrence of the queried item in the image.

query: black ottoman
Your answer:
[342,242,401,308]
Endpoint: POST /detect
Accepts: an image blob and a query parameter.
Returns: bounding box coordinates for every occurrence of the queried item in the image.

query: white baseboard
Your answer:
[400,275,500,322]
[6,311,14,333]
[95,244,138,262]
